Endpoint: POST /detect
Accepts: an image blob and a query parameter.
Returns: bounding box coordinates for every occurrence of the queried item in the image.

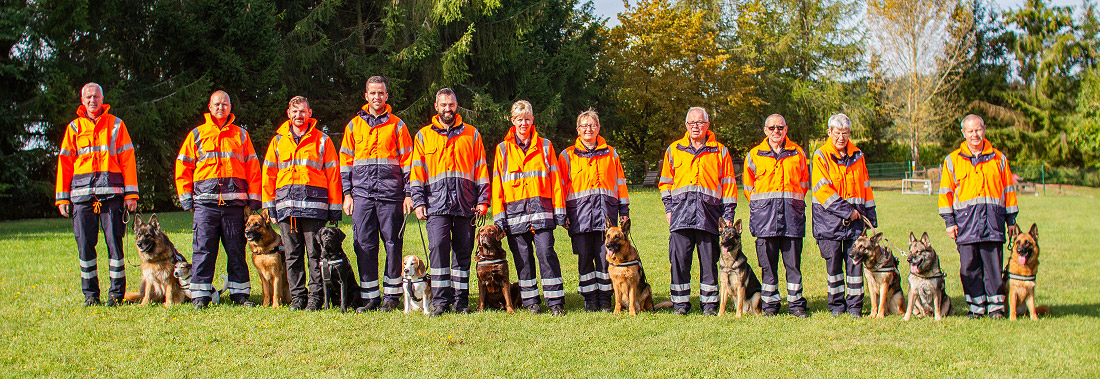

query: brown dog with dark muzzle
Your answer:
[474,225,519,313]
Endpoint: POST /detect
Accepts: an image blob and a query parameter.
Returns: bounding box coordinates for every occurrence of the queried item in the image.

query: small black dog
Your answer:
[316,226,361,312]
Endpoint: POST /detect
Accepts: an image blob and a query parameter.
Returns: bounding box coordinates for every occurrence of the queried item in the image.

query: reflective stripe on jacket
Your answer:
[55,104,139,205]
[810,141,877,240]
[559,136,629,234]
[338,104,413,202]
[490,126,566,235]
[658,131,737,234]
[261,119,343,222]
[743,138,808,238]
[175,113,261,211]
[408,114,490,217]
[938,139,1018,244]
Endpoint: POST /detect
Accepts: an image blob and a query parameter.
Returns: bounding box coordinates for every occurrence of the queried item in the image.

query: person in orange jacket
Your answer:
[175,90,261,308]
[939,114,1020,319]
[409,88,490,316]
[658,107,738,316]
[261,96,343,311]
[338,76,414,313]
[559,109,629,312]
[810,113,876,318]
[743,114,810,318]
[56,82,138,307]
[491,100,568,315]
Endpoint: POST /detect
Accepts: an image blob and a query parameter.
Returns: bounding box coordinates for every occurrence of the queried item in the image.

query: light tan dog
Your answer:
[123,215,185,306]
[244,209,290,308]
[851,233,906,318]
[1002,223,1051,320]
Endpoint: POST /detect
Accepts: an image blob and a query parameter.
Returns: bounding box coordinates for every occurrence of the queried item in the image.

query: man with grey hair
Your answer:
[55,82,139,307]
[810,113,876,317]
[938,114,1019,319]
[743,113,810,317]
[658,106,738,315]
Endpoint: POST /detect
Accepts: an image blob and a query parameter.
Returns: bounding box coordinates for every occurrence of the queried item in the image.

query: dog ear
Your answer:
[871,232,883,244]
[335,227,346,242]
[621,217,631,235]
[920,232,930,246]
[605,216,613,230]
[1029,223,1038,240]
[490,225,504,240]
[315,231,324,247]
[260,208,270,223]
[149,214,160,229]
[132,214,143,231]
[733,218,742,234]
[909,232,917,245]
[416,257,427,277]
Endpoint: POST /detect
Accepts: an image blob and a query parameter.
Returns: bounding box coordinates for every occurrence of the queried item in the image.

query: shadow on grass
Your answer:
[1048,303,1100,318]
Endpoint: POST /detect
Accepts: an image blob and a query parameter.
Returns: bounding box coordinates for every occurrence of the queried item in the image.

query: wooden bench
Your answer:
[642,170,660,187]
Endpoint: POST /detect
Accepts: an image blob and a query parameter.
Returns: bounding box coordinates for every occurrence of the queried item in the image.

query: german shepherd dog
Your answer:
[317,226,361,312]
[604,218,672,315]
[903,232,952,321]
[474,225,519,313]
[244,209,290,308]
[851,232,905,318]
[716,219,762,317]
[123,215,185,306]
[1002,223,1051,320]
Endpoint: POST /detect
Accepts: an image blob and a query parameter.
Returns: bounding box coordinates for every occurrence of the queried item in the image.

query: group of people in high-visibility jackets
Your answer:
[57,80,1019,318]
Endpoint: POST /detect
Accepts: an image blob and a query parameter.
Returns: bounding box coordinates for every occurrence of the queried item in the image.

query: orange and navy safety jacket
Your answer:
[409,114,490,218]
[658,131,737,234]
[810,141,877,240]
[55,104,139,206]
[261,119,343,222]
[338,104,413,202]
[559,136,629,234]
[743,138,809,238]
[175,113,261,211]
[938,139,1018,244]
[491,126,567,235]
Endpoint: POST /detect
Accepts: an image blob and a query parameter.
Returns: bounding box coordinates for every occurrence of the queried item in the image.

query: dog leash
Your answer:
[415,215,429,256]
[860,215,908,257]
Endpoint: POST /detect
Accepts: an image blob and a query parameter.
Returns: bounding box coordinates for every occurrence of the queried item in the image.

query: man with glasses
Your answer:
[657,107,738,315]
[743,114,811,318]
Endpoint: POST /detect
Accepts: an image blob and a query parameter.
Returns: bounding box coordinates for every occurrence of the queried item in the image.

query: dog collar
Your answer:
[403,277,427,284]
[872,267,898,273]
[1007,272,1036,282]
[909,272,944,279]
[326,258,345,264]
[255,244,284,256]
[611,259,641,268]
[477,259,506,266]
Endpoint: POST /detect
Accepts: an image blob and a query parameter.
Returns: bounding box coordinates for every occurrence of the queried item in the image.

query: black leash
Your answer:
[415,215,429,256]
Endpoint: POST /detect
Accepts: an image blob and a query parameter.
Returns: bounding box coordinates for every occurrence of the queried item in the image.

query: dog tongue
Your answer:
[910,265,918,274]
[1018,256,1026,265]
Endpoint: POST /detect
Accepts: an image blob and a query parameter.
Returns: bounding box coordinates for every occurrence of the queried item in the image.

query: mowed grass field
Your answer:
[1,183,1098,378]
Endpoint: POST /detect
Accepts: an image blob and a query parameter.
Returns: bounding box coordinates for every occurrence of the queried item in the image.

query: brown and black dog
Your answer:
[604,218,672,315]
[717,219,762,317]
[903,232,952,321]
[123,214,185,306]
[851,232,906,318]
[244,209,290,308]
[1001,223,1051,320]
[474,225,519,313]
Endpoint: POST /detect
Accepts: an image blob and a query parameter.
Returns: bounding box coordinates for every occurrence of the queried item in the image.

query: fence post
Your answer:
[1041,165,1046,196]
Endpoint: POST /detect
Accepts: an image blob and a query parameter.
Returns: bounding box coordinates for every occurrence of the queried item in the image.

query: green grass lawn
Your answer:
[1,184,1098,377]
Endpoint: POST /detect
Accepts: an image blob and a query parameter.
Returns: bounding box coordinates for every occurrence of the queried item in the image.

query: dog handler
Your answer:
[743,114,811,318]
[491,100,568,316]
[262,96,343,311]
[175,90,261,308]
[409,88,490,316]
[810,113,877,318]
[559,109,629,312]
[338,76,413,313]
[55,82,139,307]
[939,114,1020,319]
[658,107,738,316]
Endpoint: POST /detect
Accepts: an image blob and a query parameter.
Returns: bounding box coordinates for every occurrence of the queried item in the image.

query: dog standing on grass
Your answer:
[1002,223,1051,320]
[244,209,290,308]
[851,232,905,318]
[317,226,361,312]
[904,232,952,321]
[717,219,762,317]
[124,215,185,306]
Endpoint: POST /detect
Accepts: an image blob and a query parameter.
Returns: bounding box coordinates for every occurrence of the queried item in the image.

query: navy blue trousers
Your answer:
[668,229,719,311]
[426,215,474,310]
[190,204,250,301]
[509,228,565,307]
[958,242,1004,315]
[72,197,126,299]
[756,236,806,313]
[817,239,863,315]
[351,198,404,303]
[571,231,612,304]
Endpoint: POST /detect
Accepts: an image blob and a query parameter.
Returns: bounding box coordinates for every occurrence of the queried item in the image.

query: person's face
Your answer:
[962,119,985,149]
[685,111,709,140]
[365,82,389,114]
[287,103,312,128]
[512,113,534,140]
[208,93,231,120]
[829,127,850,151]
[434,94,457,124]
[765,117,788,145]
[577,117,600,144]
[81,86,103,114]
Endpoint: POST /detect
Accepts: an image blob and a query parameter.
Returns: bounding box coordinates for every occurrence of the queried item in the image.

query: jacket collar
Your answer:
[358,104,392,124]
[958,139,994,158]
[76,104,111,121]
[276,118,319,139]
[430,113,465,135]
[201,113,236,131]
[676,130,718,150]
[821,139,859,157]
[574,135,608,151]
[504,125,540,149]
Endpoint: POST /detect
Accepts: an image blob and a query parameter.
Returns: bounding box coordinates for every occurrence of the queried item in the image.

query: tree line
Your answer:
[2,0,1097,219]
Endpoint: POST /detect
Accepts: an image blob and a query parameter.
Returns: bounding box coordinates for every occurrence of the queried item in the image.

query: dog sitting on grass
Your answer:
[317,226,360,313]
[123,215,185,306]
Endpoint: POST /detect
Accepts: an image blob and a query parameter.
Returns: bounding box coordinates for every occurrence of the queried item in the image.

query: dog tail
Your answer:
[1037,305,1052,317]
[653,300,674,309]
[123,291,141,302]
